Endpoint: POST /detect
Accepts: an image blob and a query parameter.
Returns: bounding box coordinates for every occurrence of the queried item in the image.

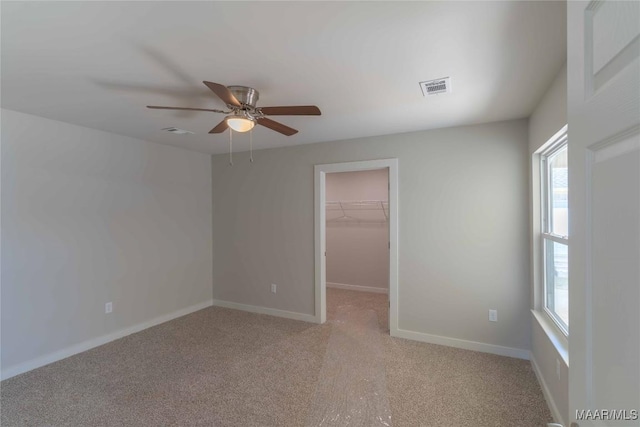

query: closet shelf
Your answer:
[326,200,389,223]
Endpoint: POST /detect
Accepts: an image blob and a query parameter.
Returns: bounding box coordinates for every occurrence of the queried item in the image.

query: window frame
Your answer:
[540,131,569,336]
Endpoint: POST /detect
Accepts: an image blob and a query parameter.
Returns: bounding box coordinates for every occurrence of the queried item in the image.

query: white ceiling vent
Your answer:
[162,127,194,135]
[419,77,451,96]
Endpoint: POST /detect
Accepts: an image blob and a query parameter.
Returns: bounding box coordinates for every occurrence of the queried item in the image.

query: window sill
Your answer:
[532,309,569,366]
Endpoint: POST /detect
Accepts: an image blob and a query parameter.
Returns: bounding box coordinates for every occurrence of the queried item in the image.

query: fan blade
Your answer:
[257,117,298,136]
[260,105,321,116]
[147,106,227,113]
[203,81,241,107]
[209,119,229,134]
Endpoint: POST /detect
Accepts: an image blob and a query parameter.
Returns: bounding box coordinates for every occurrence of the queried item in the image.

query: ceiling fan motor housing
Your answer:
[227,86,259,108]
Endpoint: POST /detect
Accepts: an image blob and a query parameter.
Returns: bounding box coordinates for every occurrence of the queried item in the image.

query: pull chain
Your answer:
[249,129,254,163]
[229,129,233,166]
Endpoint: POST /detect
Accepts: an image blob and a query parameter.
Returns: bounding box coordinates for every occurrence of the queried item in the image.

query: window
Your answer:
[541,131,569,334]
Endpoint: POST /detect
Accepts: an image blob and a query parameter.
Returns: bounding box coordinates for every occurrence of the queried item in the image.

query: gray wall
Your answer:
[1,109,213,375]
[528,63,569,425]
[212,118,531,351]
[326,170,389,290]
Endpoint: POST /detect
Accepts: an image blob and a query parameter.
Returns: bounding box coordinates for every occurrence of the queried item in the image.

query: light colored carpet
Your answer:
[1,288,552,426]
[306,307,392,426]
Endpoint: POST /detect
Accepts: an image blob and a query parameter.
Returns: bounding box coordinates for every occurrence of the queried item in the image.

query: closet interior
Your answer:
[325,168,390,329]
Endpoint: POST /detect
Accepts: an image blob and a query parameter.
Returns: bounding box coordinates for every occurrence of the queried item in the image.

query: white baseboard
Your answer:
[212,299,317,323]
[392,328,530,360]
[531,353,566,427]
[1,299,214,381]
[327,282,388,294]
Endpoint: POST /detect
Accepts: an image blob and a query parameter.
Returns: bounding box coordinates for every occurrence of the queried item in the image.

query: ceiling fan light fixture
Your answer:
[148,81,320,136]
[226,115,255,132]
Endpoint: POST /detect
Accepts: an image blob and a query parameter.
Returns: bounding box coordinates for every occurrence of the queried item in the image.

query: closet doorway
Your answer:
[326,169,389,329]
[314,159,398,334]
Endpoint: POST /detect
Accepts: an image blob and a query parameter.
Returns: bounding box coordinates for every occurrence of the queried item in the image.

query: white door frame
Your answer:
[314,158,399,333]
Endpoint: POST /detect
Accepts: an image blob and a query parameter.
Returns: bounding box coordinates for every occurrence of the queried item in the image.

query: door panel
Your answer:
[590,131,640,415]
[569,0,640,426]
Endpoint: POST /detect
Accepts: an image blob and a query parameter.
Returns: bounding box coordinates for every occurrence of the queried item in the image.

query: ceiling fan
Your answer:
[147,81,321,136]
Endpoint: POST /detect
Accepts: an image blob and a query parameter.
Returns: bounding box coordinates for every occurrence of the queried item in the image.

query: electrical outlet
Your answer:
[271,284,277,294]
[556,358,561,380]
[489,309,498,322]
[105,302,113,314]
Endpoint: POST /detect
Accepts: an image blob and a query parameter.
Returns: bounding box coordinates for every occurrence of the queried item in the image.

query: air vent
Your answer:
[162,127,194,135]
[419,77,451,96]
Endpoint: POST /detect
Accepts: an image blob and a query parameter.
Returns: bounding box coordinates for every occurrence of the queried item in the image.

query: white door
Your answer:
[568,1,640,426]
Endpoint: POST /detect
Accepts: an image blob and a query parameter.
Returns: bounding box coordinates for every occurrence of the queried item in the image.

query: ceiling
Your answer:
[1,1,566,155]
